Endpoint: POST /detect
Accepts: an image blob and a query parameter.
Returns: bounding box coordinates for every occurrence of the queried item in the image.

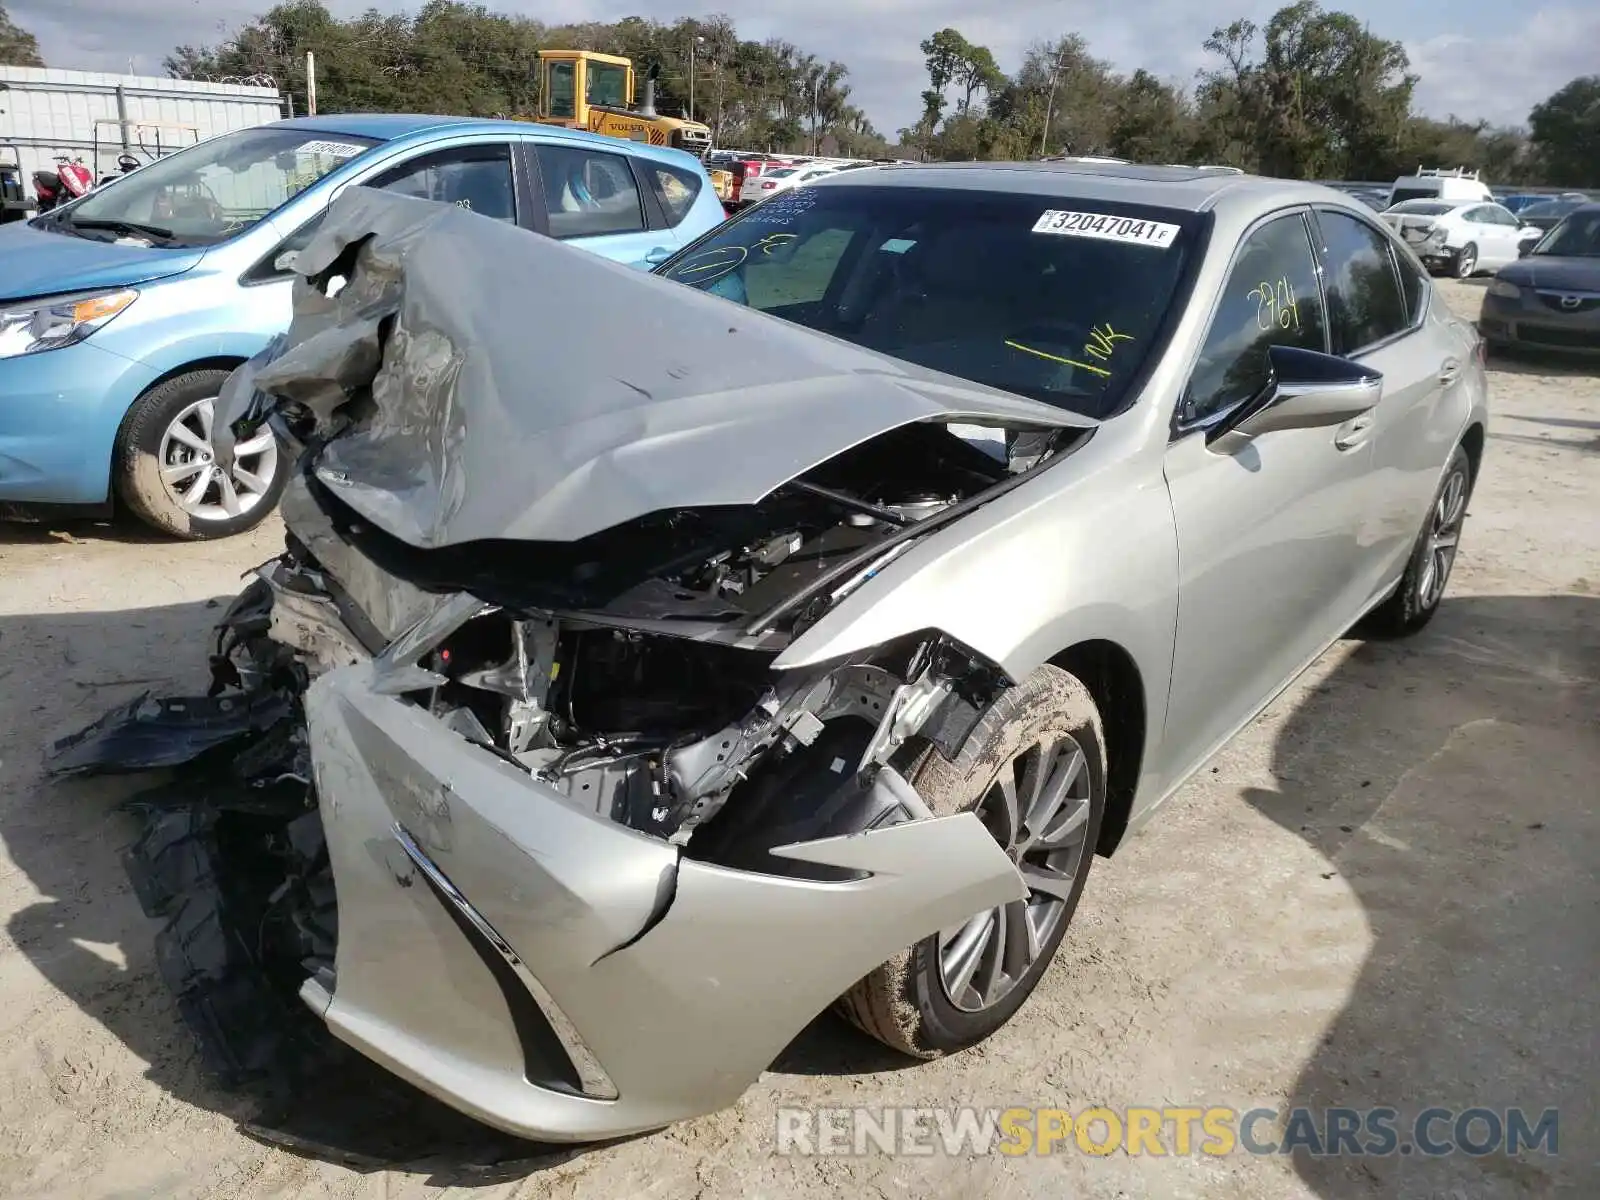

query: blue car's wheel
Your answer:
[114,368,286,540]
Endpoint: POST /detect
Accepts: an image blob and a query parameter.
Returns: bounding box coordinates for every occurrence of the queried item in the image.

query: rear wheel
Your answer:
[1453,243,1478,279]
[114,369,285,540]
[1364,445,1473,637]
[836,664,1105,1058]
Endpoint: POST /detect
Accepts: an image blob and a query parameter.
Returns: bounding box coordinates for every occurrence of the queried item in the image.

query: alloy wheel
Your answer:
[937,734,1094,1013]
[158,396,279,523]
[1455,245,1477,278]
[1416,466,1468,611]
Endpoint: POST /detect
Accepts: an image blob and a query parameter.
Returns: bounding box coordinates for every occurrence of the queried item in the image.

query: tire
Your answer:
[114,368,286,540]
[1364,444,1473,637]
[1453,243,1478,279]
[836,663,1106,1058]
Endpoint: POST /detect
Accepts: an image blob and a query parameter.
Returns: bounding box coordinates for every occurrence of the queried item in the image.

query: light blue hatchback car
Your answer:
[0,115,724,537]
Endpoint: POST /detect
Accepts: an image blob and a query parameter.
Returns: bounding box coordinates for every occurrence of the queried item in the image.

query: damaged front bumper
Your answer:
[303,661,1022,1141]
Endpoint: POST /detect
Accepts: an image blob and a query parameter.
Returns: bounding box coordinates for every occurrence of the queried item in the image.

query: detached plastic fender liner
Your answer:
[304,663,1025,1142]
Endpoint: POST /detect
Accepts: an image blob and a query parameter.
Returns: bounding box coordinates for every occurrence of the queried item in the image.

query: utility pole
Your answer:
[306,51,318,117]
[1040,44,1067,157]
[812,74,822,155]
[688,34,705,122]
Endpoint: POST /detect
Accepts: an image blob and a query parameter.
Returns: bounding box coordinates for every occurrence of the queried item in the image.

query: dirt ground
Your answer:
[0,279,1594,1199]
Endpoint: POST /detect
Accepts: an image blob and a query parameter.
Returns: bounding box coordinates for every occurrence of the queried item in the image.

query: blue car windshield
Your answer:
[658,184,1197,419]
[49,127,379,247]
[1534,210,1600,258]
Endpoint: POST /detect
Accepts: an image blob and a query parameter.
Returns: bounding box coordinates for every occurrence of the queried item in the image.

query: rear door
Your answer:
[524,140,678,269]
[1310,206,1449,596]
[1160,209,1377,786]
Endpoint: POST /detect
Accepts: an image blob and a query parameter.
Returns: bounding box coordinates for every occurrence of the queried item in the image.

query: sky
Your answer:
[10,0,1598,138]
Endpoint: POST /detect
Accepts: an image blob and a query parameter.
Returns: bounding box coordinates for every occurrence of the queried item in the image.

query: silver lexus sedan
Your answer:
[51,164,1487,1143]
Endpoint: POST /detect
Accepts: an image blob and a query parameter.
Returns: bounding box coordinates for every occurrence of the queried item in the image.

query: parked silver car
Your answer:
[51,166,1487,1143]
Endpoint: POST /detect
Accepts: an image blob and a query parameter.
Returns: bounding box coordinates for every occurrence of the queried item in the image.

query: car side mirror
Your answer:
[1518,239,1535,258]
[1209,345,1382,444]
[274,249,301,273]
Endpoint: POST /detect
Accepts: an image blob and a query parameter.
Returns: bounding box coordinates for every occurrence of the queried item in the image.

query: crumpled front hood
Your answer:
[1495,256,1600,291]
[249,188,1091,549]
[0,219,205,302]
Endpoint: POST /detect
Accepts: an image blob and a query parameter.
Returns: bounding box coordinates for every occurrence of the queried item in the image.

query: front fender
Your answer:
[775,423,1179,772]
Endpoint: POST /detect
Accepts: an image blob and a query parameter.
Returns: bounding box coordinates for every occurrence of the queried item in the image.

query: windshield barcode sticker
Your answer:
[1032,210,1180,248]
[298,141,367,159]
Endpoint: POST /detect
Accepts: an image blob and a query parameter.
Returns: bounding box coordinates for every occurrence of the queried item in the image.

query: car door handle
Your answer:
[644,245,673,267]
[1438,357,1462,385]
[1334,413,1374,450]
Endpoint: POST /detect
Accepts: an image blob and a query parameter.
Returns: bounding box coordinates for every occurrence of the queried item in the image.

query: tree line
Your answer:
[2,0,1596,186]
[907,4,1598,187]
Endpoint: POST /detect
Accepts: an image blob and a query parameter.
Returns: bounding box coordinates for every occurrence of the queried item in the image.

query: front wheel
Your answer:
[114,368,285,540]
[836,664,1106,1058]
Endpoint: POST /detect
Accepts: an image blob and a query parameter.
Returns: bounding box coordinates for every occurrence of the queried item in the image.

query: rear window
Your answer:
[645,160,703,226]
[659,185,1198,419]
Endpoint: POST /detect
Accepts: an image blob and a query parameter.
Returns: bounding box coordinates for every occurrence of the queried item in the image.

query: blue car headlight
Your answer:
[0,288,138,360]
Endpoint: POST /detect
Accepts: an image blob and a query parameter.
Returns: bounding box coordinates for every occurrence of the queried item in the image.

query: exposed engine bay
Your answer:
[254,412,1047,847]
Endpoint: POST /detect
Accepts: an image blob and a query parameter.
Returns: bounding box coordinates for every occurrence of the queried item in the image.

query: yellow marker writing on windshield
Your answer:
[1085,324,1134,361]
[1005,340,1111,378]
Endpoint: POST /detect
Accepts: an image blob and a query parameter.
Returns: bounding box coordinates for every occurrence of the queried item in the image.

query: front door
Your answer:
[1158,209,1377,789]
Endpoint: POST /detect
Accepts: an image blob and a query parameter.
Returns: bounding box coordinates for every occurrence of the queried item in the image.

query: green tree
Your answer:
[1528,76,1600,188]
[0,2,43,67]
[1198,2,1414,179]
[920,28,1004,117]
[1108,69,1195,163]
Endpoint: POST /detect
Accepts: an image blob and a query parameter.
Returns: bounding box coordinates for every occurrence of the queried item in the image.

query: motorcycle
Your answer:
[31,155,95,213]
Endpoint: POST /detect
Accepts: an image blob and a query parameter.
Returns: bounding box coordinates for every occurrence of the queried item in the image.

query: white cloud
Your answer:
[8,0,1594,136]
[1406,6,1600,127]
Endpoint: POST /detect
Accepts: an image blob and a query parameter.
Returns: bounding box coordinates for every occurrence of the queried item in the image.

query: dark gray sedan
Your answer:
[1481,204,1600,356]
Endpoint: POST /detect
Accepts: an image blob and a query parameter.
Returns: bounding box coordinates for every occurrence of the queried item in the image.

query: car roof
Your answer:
[261,114,704,166]
[806,160,1366,219]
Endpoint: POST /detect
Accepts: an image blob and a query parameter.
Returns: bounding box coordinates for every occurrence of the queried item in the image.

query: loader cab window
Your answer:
[586,62,629,109]
[536,144,644,237]
[546,61,576,119]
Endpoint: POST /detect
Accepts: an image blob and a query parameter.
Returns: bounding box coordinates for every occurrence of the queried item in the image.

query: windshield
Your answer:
[49,126,377,246]
[1388,200,1455,216]
[1520,200,1577,220]
[766,168,799,179]
[1534,210,1600,257]
[659,184,1197,419]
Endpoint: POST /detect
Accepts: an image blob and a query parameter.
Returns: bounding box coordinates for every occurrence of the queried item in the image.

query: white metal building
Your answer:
[0,67,283,192]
